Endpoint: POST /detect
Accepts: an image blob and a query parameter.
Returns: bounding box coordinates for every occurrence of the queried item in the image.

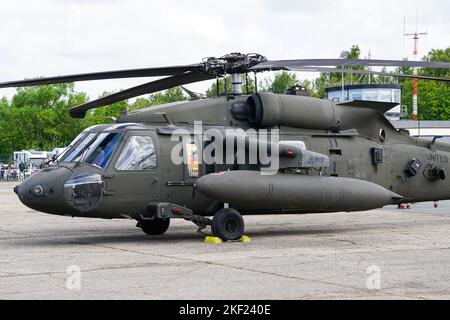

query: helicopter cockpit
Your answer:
[57,124,146,167]
[15,123,160,218]
[63,131,122,169]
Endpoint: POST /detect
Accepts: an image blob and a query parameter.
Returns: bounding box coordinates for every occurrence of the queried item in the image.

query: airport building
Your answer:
[326,84,403,121]
[326,83,450,143]
[391,121,450,144]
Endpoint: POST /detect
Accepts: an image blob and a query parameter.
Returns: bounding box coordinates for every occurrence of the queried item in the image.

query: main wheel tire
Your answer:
[138,218,170,236]
[211,208,244,241]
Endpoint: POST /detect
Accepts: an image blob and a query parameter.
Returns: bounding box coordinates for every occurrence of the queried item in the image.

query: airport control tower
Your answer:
[325,83,403,121]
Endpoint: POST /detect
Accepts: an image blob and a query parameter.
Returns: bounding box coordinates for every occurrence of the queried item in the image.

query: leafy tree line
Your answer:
[0,85,186,156]
[0,46,448,157]
[401,48,450,120]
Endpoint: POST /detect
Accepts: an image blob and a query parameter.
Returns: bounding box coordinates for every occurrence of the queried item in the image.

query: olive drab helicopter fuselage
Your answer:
[4,52,450,241]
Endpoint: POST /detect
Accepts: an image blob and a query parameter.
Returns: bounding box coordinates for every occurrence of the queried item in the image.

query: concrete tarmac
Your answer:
[1,181,450,300]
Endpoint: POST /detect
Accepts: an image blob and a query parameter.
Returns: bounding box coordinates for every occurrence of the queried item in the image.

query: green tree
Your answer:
[148,87,187,105]
[400,47,449,119]
[261,71,298,94]
[420,48,450,78]
[0,84,88,155]
[82,94,128,128]
[130,87,188,111]
[402,79,450,120]
[313,44,370,98]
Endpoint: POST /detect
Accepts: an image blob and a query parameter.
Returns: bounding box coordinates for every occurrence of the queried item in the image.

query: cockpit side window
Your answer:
[115,136,157,171]
[83,133,122,169]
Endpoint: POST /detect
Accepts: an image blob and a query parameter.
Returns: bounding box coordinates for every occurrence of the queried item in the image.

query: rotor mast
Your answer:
[209,53,267,96]
[231,73,243,95]
[224,53,246,96]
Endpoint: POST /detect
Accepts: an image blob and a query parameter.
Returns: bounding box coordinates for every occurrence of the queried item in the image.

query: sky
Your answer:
[0,0,448,101]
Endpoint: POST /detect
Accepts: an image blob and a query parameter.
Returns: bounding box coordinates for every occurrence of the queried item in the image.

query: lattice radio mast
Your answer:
[404,13,428,121]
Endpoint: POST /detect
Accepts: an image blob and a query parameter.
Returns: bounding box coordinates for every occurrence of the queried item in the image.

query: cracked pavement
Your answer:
[1,182,450,299]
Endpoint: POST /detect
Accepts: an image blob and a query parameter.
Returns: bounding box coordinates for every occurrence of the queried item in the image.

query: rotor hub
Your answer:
[203,53,267,76]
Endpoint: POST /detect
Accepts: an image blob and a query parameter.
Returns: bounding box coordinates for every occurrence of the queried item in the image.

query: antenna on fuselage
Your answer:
[155,112,175,127]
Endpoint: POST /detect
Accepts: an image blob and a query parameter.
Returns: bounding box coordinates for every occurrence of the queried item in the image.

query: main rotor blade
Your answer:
[252,59,450,71]
[286,66,450,82]
[0,65,204,89]
[69,71,215,118]
[180,86,201,99]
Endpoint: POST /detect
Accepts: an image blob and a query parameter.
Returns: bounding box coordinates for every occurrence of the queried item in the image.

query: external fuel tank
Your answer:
[195,171,404,213]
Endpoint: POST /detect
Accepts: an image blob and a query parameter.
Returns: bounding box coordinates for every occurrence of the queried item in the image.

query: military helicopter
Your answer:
[2,53,450,241]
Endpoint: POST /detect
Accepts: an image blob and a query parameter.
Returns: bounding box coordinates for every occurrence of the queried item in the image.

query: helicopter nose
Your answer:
[16,166,73,215]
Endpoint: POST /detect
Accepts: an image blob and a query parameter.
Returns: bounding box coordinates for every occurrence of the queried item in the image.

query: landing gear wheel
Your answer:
[138,218,170,236]
[211,208,244,241]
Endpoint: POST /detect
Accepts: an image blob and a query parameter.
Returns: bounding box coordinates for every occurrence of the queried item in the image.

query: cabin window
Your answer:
[82,133,122,169]
[115,136,157,171]
[185,142,199,178]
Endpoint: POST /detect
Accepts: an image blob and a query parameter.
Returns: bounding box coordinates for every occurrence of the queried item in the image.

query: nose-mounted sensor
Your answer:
[32,185,44,196]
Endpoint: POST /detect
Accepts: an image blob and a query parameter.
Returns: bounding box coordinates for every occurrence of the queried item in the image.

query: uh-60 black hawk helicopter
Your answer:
[2,53,450,241]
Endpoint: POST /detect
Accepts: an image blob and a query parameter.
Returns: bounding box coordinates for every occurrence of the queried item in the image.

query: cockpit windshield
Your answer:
[57,125,105,162]
[80,133,122,169]
[63,133,97,162]
[56,132,86,162]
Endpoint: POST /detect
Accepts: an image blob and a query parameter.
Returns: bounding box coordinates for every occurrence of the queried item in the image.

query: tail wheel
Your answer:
[137,218,170,236]
[211,208,244,241]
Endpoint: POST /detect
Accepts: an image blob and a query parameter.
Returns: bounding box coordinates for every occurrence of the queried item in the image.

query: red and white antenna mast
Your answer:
[404,13,427,121]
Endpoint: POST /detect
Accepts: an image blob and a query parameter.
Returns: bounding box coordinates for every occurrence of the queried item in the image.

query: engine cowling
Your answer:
[244,92,340,129]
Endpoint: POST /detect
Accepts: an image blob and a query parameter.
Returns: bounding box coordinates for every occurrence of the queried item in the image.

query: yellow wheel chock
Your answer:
[203,235,252,244]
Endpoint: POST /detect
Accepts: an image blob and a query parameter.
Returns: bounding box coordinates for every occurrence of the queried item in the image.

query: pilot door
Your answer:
[159,133,204,208]
[104,131,161,216]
